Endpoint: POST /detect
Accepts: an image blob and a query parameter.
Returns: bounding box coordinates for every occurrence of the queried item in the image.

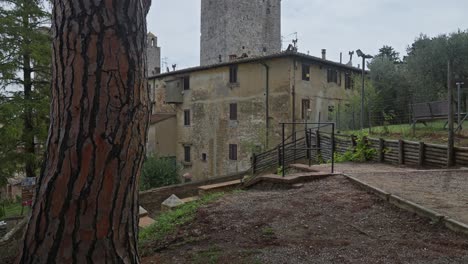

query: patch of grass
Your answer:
[261,227,275,237]
[138,192,225,248]
[0,202,27,220]
[343,120,468,146]
[192,246,222,264]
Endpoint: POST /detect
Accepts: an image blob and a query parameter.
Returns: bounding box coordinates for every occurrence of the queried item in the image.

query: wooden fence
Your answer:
[252,130,468,173]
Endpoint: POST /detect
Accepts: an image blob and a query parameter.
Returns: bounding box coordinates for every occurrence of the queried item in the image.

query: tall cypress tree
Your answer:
[0,0,51,181]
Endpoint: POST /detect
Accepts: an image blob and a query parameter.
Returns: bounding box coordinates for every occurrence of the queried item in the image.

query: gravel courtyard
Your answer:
[349,169,468,225]
[142,175,468,264]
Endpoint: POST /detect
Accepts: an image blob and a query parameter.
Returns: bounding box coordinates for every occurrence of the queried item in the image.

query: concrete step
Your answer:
[289,164,321,172]
[198,180,242,196]
[243,172,336,189]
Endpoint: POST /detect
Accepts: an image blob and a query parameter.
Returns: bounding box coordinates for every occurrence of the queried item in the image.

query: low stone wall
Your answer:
[0,217,27,264]
[139,172,246,216]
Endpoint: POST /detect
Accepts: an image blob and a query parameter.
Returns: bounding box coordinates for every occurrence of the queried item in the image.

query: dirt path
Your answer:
[142,176,468,264]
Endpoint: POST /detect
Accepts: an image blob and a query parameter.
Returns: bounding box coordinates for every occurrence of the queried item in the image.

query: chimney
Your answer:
[321,49,327,60]
[340,52,343,64]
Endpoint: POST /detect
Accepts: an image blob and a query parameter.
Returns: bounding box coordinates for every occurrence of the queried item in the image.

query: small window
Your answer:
[345,73,353,90]
[229,144,238,161]
[229,65,238,83]
[183,76,190,90]
[302,99,310,120]
[302,64,310,81]
[184,146,191,163]
[202,153,207,162]
[327,69,338,83]
[184,109,191,126]
[230,103,238,121]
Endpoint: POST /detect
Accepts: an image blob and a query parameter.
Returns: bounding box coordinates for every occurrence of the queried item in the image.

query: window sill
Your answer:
[182,161,193,167]
[228,82,240,88]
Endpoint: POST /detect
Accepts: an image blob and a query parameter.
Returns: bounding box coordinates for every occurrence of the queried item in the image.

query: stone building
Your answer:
[147,32,161,76]
[200,0,281,66]
[147,51,362,181]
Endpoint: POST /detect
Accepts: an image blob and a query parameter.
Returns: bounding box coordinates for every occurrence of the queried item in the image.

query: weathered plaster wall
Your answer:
[200,0,281,66]
[147,117,177,157]
[150,56,359,181]
[293,61,357,133]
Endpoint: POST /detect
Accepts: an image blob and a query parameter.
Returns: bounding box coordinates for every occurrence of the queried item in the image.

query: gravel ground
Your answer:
[349,170,468,224]
[142,176,468,264]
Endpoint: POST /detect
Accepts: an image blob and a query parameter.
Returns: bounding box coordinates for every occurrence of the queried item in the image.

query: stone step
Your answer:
[289,163,321,172]
[181,196,199,203]
[243,172,335,189]
[198,180,242,196]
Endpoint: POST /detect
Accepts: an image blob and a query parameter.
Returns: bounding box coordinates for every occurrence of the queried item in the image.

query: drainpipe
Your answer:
[292,58,297,139]
[260,62,270,149]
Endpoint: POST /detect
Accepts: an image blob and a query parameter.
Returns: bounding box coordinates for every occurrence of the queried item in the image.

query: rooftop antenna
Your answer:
[162,57,168,72]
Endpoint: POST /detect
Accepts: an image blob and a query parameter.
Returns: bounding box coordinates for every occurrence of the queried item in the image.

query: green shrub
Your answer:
[0,205,5,218]
[334,134,376,163]
[140,155,181,191]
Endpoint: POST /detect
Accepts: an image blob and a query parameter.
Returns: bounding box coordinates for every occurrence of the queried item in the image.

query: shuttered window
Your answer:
[229,144,238,161]
[230,103,238,121]
[229,65,238,83]
[183,76,190,90]
[184,146,191,163]
[302,64,310,81]
[184,109,191,126]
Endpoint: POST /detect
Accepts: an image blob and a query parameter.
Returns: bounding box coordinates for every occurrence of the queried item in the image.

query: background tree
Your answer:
[18,0,152,263]
[375,45,401,63]
[368,47,411,124]
[0,0,51,182]
[406,31,468,103]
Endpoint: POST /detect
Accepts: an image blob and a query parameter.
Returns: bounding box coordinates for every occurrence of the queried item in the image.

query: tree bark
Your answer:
[18,0,151,263]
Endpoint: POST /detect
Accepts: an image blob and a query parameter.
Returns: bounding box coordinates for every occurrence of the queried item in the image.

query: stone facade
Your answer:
[148,52,362,182]
[147,32,161,77]
[200,0,281,66]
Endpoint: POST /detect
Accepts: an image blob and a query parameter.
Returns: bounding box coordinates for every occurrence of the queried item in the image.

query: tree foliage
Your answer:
[406,31,468,102]
[368,51,411,124]
[0,0,51,182]
[140,156,181,191]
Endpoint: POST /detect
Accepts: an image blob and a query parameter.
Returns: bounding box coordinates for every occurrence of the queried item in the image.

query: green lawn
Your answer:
[0,202,28,220]
[342,120,468,147]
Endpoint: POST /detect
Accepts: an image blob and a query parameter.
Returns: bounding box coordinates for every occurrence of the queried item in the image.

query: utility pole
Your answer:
[361,56,365,130]
[457,82,464,126]
[447,60,455,167]
[356,49,373,130]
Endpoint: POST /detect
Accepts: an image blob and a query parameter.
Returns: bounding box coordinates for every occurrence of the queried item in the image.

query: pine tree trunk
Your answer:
[18,0,151,263]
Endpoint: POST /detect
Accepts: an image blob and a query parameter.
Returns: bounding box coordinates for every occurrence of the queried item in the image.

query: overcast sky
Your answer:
[147,0,468,70]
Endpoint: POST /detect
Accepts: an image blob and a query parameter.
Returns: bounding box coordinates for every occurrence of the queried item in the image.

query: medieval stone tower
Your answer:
[200,0,281,66]
[147,32,161,76]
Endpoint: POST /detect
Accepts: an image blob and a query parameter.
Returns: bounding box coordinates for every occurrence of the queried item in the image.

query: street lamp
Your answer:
[356,49,373,130]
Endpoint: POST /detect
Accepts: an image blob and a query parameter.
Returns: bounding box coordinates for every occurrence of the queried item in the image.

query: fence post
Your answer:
[277,146,281,168]
[252,154,257,174]
[378,138,385,163]
[398,140,404,165]
[351,135,357,148]
[418,142,425,167]
[315,130,320,162]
